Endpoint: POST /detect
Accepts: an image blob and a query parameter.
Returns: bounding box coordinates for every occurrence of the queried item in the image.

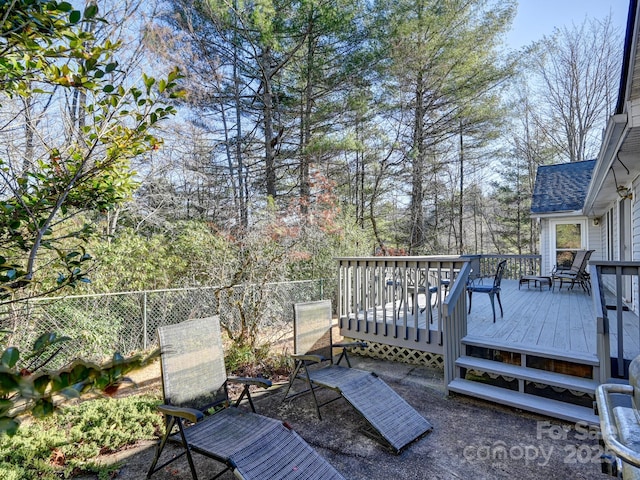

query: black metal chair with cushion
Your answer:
[147,316,345,480]
[467,260,507,323]
[281,300,433,453]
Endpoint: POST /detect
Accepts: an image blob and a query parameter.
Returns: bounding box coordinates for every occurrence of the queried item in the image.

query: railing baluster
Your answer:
[616,266,624,377]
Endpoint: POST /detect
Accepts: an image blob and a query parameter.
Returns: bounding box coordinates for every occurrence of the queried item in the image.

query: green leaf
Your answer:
[69,10,81,24]
[33,375,51,395]
[143,74,155,89]
[32,332,70,352]
[0,399,13,416]
[0,417,20,436]
[31,399,54,418]
[59,386,82,399]
[0,372,19,393]
[84,4,99,19]
[58,2,73,12]
[0,348,19,368]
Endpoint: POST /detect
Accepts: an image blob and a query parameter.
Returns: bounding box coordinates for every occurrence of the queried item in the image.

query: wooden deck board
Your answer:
[348,279,640,361]
[466,280,640,360]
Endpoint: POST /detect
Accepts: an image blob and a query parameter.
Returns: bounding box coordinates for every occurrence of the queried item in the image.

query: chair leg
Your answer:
[234,384,256,412]
[147,417,199,480]
[496,291,503,317]
[281,361,303,402]
[147,417,175,478]
[489,293,496,323]
[302,364,323,420]
[467,291,473,314]
[177,419,200,479]
[281,361,323,420]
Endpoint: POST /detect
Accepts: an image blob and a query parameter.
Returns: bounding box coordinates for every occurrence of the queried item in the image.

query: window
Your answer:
[553,222,584,268]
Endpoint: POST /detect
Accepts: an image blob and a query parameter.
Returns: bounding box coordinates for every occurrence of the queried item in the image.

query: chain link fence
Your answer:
[2,279,326,366]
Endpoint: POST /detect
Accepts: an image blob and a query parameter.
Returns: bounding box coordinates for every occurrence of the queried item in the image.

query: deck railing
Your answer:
[442,261,472,390]
[591,261,640,380]
[337,255,470,354]
[477,254,541,279]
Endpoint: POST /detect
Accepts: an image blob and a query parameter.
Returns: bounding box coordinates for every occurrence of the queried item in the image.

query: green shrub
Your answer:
[0,395,162,479]
[225,342,271,373]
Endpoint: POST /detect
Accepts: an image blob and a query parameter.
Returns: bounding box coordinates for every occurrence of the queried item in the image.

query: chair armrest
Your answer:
[157,404,204,423]
[596,383,640,469]
[466,278,479,287]
[228,376,272,389]
[333,341,367,349]
[555,271,578,278]
[292,354,325,363]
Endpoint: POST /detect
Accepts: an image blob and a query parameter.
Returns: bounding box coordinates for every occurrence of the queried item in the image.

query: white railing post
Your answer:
[443,261,471,391]
[591,264,610,384]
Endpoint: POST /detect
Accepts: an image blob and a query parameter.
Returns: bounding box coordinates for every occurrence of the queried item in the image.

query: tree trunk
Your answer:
[409,72,425,253]
[262,47,277,199]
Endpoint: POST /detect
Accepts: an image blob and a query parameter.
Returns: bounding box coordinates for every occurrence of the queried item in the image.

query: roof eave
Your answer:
[583,113,628,215]
[531,210,586,219]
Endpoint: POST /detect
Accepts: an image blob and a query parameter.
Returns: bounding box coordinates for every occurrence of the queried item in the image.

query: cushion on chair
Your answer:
[468,285,495,293]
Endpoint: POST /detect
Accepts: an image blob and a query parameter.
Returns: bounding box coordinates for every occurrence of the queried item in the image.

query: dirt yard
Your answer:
[75,355,613,480]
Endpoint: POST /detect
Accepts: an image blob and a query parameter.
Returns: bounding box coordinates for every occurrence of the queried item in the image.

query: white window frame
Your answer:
[549,218,588,269]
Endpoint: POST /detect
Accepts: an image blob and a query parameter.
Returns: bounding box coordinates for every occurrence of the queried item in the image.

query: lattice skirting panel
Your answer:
[344,338,444,369]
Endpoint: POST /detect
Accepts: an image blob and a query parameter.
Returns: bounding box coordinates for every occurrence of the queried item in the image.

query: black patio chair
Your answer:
[281,300,433,453]
[404,268,439,321]
[467,260,507,323]
[147,316,345,480]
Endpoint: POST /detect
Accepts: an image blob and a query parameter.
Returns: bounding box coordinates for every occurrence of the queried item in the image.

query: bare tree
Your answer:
[533,14,621,162]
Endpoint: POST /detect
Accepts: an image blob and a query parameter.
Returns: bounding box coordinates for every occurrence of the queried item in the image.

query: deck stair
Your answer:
[448,336,602,424]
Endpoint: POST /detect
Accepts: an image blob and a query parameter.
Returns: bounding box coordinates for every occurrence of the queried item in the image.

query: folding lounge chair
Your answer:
[551,249,594,294]
[147,316,345,480]
[281,300,433,454]
[596,355,640,478]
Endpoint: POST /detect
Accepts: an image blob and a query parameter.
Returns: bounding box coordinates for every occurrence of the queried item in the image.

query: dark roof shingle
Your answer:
[531,160,596,214]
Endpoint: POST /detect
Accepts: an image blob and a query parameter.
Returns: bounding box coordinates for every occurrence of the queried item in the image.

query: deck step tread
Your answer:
[462,335,599,366]
[456,356,598,393]
[448,378,599,425]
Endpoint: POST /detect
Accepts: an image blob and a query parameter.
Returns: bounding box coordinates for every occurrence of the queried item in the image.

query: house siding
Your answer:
[632,177,640,314]
[595,181,639,313]
[587,221,602,261]
[601,201,621,294]
[540,218,550,274]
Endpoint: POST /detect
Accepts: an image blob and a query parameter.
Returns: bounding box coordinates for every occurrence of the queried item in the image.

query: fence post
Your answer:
[143,291,148,350]
[320,278,324,299]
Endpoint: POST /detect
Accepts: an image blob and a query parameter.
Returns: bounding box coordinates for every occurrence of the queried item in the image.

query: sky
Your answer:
[506,0,630,49]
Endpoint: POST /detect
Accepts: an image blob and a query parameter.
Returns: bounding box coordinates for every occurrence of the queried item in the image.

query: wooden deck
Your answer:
[465,279,640,360]
[350,279,640,361]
